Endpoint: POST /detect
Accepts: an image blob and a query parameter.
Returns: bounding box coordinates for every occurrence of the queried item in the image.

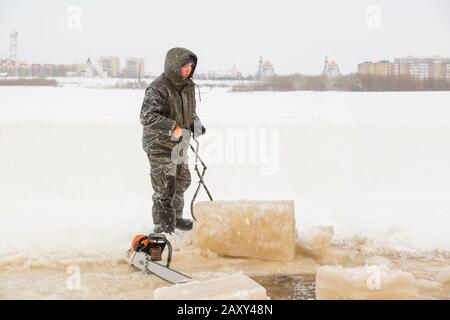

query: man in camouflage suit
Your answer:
[140,47,205,234]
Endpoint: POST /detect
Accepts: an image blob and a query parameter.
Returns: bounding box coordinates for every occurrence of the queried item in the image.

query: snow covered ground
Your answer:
[1,86,450,299]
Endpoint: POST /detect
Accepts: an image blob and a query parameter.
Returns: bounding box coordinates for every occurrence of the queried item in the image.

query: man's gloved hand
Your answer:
[171,124,192,141]
[170,124,182,141]
[190,120,206,138]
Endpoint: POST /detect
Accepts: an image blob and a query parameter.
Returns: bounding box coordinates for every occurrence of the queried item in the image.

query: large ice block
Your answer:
[315,265,419,300]
[192,200,296,262]
[153,273,270,300]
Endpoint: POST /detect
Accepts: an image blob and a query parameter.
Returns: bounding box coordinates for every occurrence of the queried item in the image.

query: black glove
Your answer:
[190,121,206,138]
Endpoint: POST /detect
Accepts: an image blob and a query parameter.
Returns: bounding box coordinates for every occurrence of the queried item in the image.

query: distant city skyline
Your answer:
[1,0,449,75]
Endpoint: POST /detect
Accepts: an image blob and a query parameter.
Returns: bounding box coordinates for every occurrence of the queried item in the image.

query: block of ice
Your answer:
[315,265,419,300]
[192,200,296,262]
[153,273,270,300]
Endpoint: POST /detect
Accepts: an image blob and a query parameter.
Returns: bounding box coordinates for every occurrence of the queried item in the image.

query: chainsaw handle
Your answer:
[165,239,172,268]
[148,233,172,268]
[135,235,149,252]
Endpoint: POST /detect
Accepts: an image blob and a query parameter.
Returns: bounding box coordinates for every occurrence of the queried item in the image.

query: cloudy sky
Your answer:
[1,0,449,75]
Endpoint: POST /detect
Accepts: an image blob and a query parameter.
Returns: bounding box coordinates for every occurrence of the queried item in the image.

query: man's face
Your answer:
[180,63,193,79]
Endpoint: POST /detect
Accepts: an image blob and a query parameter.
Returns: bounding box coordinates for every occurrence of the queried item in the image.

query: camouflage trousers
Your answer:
[146,153,191,228]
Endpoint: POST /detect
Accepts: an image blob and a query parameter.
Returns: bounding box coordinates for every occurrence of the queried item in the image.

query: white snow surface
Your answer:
[1,86,450,256]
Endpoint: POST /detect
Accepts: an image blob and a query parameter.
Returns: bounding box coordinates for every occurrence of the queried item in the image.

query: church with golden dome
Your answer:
[256,56,275,80]
[323,56,341,78]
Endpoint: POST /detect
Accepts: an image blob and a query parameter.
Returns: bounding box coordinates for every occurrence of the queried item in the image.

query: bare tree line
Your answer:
[0,78,57,86]
[232,74,450,92]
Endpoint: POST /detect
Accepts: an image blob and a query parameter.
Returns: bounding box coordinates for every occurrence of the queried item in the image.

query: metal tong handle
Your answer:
[189,135,213,221]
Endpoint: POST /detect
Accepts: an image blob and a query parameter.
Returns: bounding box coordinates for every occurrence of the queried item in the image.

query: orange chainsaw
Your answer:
[127,233,191,284]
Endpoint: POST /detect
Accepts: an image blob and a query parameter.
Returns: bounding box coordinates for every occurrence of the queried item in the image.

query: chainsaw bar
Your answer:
[128,251,191,284]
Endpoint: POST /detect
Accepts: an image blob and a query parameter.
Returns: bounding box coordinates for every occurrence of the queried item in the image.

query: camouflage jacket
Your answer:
[140,47,203,155]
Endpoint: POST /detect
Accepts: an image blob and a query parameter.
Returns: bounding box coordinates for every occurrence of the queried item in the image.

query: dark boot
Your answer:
[175,218,193,231]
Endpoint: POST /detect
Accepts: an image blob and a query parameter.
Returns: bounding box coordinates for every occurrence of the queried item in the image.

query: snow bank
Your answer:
[2,88,450,254]
[364,256,392,267]
[435,267,450,284]
[297,225,334,261]
[192,200,296,262]
[315,265,419,300]
[153,273,269,300]
[417,279,442,291]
